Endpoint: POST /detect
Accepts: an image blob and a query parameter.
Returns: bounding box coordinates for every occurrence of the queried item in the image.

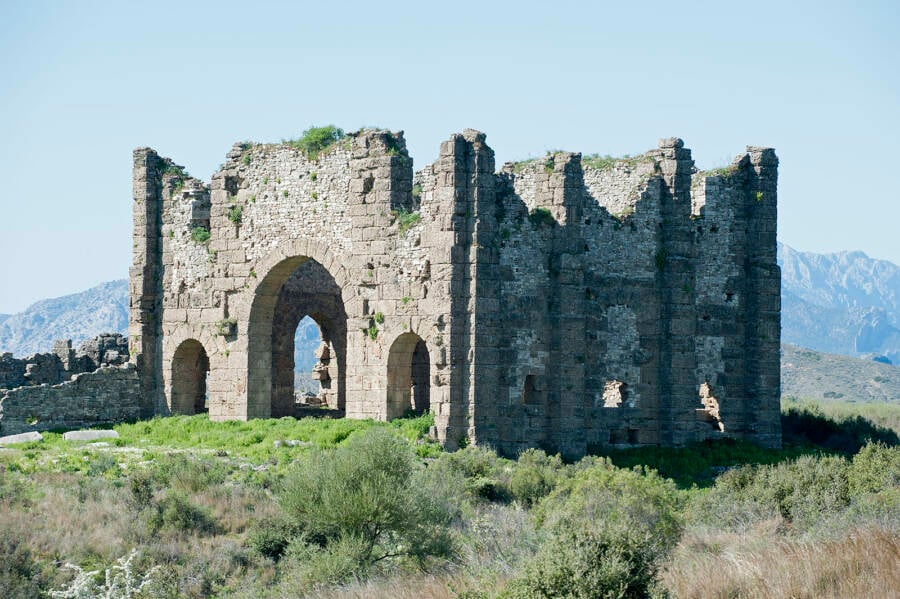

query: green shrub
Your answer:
[392,207,422,235]
[848,442,900,496]
[505,460,681,599]
[509,449,564,507]
[228,204,243,224]
[288,125,345,160]
[150,491,218,535]
[429,445,512,503]
[278,428,458,574]
[191,226,211,243]
[248,515,296,561]
[781,400,899,452]
[277,534,374,590]
[128,470,156,509]
[0,525,46,598]
[527,207,556,228]
[153,454,228,493]
[689,453,851,530]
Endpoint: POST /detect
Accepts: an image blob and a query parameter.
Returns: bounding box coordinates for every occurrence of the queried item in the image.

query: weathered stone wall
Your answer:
[0,334,130,391]
[0,363,140,435]
[132,129,781,458]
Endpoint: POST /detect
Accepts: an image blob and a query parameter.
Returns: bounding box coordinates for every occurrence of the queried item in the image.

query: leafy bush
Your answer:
[248,515,296,561]
[289,125,345,160]
[149,491,218,535]
[392,207,421,235]
[191,226,211,243]
[527,207,556,228]
[848,442,900,496]
[782,400,899,452]
[278,427,458,581]
[0,526,45,598]
[509,448,564,507]
[689,453,852,531]
[504,460,682,598]
[429,445,512,503]
[154,454,229,493]
[228,204,243,224]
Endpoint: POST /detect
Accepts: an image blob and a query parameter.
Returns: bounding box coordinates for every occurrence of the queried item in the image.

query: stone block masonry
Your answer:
[131,128,781,459]
[0,334,137,435]
[0,363,140,436]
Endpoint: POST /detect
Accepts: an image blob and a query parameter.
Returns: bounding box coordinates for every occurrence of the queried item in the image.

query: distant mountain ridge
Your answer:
[0,280,129,356]
[778,242,900,364]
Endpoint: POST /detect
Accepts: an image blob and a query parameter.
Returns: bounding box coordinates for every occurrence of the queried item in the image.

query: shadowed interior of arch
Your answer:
[386,332,431,419]
[171,339,209,415]
[248,256,347,418]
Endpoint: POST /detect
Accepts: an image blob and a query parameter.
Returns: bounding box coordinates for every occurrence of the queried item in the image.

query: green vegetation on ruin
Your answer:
[581,153,652,171]
[227,204,243,225]
[287,125,346,160]
[391,207,421,235]
[190,226,211,244]
[527,207,556,228]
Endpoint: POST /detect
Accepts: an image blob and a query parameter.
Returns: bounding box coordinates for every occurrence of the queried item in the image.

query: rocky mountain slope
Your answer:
[779,242,900,363]
[0,280,129,356]
[781,343,900,403]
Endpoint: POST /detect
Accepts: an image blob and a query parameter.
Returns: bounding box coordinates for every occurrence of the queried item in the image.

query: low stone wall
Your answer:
[0,363,141,435]
[0,334,130,391]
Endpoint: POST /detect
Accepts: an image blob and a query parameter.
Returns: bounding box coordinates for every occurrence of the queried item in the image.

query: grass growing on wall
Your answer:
[288,125,345,160]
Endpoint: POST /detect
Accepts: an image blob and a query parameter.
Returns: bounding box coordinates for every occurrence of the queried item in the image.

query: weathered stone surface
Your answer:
[0,431,43,444]
[62,429,120,441]
[0,363,140,436]
[125,129,781,459]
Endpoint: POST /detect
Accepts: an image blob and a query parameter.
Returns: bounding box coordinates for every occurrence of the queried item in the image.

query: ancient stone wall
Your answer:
[131,129,781,458]
[0,334,129,391]
[0,363,140,435]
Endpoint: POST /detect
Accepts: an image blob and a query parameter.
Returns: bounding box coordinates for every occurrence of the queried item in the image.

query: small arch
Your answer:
[171,339,210,415]
[386,332,431,419]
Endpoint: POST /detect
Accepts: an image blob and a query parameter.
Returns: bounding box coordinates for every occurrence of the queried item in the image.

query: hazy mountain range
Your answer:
[1,243,898,402]
[778,242,900,364]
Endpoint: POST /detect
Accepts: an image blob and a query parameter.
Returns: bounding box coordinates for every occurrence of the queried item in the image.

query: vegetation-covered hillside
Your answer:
[1,401,897,598]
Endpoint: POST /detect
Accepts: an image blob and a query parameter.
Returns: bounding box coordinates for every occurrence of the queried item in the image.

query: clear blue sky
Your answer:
[1,0,898,313]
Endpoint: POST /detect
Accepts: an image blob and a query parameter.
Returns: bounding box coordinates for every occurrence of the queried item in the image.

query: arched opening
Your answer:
[248,256,347,419]
[171,339,209,415]
[386,333,431,419]
[293,315,324,398]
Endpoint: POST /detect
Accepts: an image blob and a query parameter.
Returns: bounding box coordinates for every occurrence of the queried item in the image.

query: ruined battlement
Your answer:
[130,128,781,458]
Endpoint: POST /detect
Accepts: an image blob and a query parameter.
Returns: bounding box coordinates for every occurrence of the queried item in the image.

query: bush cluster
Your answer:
[289,125,345,160]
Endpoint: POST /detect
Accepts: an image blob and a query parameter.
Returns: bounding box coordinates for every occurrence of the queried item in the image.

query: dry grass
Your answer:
[661,524,900,599]
[305,571,502,599]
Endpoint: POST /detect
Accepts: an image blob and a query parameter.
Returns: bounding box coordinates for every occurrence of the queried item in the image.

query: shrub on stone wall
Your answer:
[191,226,211,243]
[288,125,345,160]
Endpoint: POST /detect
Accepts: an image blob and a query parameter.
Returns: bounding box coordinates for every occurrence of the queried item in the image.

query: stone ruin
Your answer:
[126,128,781,458]
[0,334,139,435]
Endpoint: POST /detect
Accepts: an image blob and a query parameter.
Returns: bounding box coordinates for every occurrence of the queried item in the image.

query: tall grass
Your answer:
[661,526,900,599]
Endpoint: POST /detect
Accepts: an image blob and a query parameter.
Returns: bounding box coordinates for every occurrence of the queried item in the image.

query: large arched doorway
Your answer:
[171,339,209,415]
[248,256,347,419]
[387,333,431,419]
